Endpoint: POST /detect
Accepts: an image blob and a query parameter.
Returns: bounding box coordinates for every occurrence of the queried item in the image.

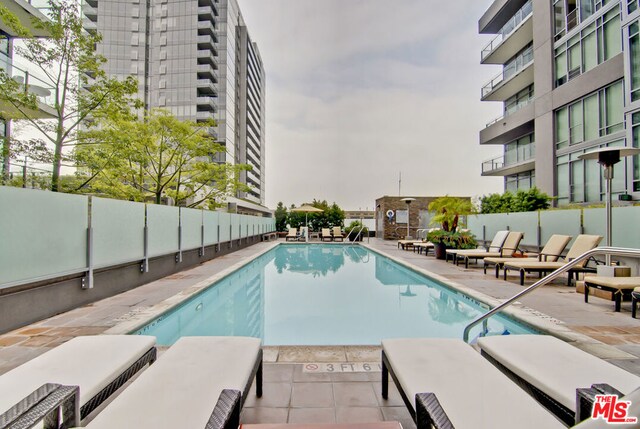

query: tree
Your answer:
[286,199,345,230]
[75,109,251,207]
[274,202,288,231]
[480,188,550,213]
[0,0,140,191]
[428,196,474,232]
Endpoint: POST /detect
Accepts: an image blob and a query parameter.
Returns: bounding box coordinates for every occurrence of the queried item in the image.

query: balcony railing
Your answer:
[481,47,533,99]
[482,145,535,174]
[1,57,56,109]
[481,0,532,61]
[485,97,534,128]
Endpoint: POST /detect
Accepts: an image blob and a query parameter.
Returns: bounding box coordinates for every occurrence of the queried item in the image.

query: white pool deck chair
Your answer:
[477,334,640,426]
[445,230,509,265]
[381,338,565,429]
[78,336,262,429]
[0,335,156,424]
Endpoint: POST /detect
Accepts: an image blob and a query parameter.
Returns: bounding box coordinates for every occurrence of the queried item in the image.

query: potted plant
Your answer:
[344,220,368,242]
[427,196,477,259]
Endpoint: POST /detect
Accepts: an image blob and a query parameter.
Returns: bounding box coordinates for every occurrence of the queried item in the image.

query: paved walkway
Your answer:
[0,238,639,427]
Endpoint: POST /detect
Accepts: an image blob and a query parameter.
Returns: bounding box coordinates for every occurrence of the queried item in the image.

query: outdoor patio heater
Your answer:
[577,147,640,265]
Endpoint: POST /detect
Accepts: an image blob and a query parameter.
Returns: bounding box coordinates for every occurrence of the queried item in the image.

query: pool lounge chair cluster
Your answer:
[382,335,640,429]
[321,227,344,241]
[503,234,603,285]
[1,335,263,429]
[447,230,524,269]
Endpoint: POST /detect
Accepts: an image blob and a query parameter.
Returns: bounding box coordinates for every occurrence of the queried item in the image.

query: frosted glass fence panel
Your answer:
[583,208,605,245]
[92,197,145,268]
[147,205,179,257]
[203,211,219,245]
[0,187,88,286]
[181,208,203,251]
[219,213,231,242]
[539,209,581,246]
[504,212,539,246]
[611,206,640,248]
[467,216,483,239]
[471,213,511,242]
[231,215,241,240]
[240,215,250,238]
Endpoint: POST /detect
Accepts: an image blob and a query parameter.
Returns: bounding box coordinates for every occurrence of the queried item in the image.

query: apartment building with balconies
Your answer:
[83,0,266,205]
[0,0,54,181]
[479,0,639,204]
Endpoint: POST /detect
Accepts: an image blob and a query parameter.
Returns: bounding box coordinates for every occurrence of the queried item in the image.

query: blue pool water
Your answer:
[135,244,537,345]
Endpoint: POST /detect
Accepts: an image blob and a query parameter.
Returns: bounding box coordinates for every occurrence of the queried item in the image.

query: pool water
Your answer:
[135,244,537,345]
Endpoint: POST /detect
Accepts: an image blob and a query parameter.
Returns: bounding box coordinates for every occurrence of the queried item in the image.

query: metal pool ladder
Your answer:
[463,247,640,343]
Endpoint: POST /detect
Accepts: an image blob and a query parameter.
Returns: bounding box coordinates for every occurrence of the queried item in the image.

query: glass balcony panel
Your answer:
[481,0,532,61]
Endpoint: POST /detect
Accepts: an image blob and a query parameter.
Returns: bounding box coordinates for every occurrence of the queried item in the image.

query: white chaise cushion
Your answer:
[0,335,156,414]
[84,336,261,429]
[478,335,640,412]
[382,338,564,429]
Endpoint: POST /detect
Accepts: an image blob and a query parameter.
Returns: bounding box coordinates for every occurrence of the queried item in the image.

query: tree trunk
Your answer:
[51,120,64,192]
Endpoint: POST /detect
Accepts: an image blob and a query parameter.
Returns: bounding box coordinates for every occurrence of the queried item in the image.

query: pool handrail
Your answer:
[463,247,640,343]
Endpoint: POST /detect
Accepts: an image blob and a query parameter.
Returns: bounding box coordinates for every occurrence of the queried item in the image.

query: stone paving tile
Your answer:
[333,382,378,407]
[244,382,291,408]
[241,408,289,424]
[380,407,416,429]
[263,364,295,382]
[288,408,336,424]
[0,336,25,347]
[277,346,347,363]
[292,365,331,383]
[335,407,384,423]
[291,382,334,408]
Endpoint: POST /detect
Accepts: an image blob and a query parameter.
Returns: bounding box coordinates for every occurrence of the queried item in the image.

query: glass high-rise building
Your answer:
[83,0,266,205]
[479,0,639,205]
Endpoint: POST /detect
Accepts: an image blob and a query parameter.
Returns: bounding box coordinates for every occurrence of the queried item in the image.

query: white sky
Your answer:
[238,0,504,210]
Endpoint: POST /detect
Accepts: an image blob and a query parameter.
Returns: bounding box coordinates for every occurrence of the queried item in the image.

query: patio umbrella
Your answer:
[291,204,323,241]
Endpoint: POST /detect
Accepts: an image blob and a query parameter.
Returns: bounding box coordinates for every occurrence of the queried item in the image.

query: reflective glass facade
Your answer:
[85,0,266,204]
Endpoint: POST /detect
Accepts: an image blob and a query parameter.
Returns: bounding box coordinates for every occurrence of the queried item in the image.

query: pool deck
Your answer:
[1,238,639,427]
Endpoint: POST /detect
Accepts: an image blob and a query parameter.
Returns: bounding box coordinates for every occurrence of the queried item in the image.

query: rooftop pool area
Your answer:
[135,244,538,345]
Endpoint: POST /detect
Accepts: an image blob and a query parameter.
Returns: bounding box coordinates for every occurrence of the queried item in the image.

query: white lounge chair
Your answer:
[477,335,640,426]
[285,228,298,241]
[80,336,262,429]
[0,335,156,424]
[381,338,565,429]
[445,230,509,265]
[449,231,524,269]
[483,234,572,278]
[503,234,603,285]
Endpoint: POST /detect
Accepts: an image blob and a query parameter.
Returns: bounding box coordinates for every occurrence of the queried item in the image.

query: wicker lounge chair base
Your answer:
[381,338,564,429]
[583,276,640,312]
[0,335,156,425]
[0,383,80,429]
[477,335,640,426]
[82,336,263,429]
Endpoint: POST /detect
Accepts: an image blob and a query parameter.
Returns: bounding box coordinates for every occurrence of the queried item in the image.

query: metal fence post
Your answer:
[83,197,94,289]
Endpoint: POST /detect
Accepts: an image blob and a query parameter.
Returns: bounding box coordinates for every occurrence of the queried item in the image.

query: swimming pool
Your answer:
[135,244,537,345]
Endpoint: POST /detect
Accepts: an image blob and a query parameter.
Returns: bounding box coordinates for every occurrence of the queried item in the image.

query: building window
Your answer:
[505,171,535,192]
[630,21,640,102]
[554,0,613,40]
[554,7,621,87]
[504,85,534,116]
[629,0,639,14]
[554,80,624,149]
[556,140,627,204]
[632,112,640,191]
[504,133,535,166]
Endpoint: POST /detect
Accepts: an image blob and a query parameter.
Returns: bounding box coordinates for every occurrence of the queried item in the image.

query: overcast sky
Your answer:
[238,0,503,210]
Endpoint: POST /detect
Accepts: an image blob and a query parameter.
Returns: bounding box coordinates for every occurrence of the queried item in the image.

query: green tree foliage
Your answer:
[75,109,250,207]
[480,188,550,213]
[0,0,140,190]
[286,199,345,230]
[274,202,288,231]
[428,196,474,232]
